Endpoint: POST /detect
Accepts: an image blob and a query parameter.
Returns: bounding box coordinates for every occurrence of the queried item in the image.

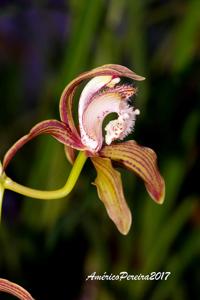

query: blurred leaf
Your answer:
[141,156,186,254]
[22,138,70,230]
[0,226,21,272]
[107,0,127,28]
[145,197,196,272]
[171,0,200,72]
[151,228,200,300]
[126,0,149,110]
[56,0,104,91]
[181,110,199,152]
[134,197,197,298]
[94,0,127,65]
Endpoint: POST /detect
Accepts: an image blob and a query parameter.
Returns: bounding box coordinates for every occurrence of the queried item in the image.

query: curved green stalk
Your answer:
[1,151,87,200]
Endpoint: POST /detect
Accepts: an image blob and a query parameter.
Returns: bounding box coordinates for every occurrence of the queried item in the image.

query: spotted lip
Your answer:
[78,77,140,152]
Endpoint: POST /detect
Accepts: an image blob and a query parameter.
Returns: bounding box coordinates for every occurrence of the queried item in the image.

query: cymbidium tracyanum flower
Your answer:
[2,64,165,235]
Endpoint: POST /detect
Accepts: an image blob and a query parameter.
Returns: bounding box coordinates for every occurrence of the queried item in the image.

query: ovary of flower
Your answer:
[105,105,140,145]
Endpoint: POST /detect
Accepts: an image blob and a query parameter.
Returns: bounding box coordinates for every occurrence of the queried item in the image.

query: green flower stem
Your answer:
[1,151,87,200]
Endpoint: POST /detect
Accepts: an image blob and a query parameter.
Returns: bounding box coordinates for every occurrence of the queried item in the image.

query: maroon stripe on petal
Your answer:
[0,278,34,300]
[101,143,158,182]
[91,156,132,235]
[103,144,156,179]
[100,140,165,204]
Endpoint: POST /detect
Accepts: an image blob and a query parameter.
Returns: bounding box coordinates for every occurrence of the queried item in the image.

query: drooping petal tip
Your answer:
[100,141,165,205]
[146,175,165,205]
[99,64,146,81]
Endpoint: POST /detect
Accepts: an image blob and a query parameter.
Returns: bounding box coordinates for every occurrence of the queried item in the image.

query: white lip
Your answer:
[78,76,139,152]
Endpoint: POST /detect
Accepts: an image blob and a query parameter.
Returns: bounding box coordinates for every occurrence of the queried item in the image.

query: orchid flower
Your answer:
[0,64,165,234]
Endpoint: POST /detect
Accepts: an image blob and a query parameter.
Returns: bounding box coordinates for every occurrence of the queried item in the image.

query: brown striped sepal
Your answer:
[91,157,132,235]
[0,278,35,300]
[3,119,85,171]
[100,141,165,204]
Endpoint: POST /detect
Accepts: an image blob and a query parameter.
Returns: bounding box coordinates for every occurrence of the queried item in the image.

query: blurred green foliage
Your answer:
[0,0,200,299]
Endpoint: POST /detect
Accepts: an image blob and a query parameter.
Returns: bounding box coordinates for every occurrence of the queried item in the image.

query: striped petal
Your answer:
[3,120,84,171]
[91,156,132,235]
[0,278,34,300]
[59,64,145,137]
[100,141,165,204]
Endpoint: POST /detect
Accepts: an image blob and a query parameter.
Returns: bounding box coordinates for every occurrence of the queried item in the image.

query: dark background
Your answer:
[0,0,200,299]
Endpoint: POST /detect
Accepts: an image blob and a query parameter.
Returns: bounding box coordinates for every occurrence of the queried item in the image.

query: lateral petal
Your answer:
[59,64,145,135]
[91,156,132,235]
[100,141,165,204]
[3,120,84,170]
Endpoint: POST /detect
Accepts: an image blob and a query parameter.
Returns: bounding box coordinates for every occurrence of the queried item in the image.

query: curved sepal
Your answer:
[100,141,165,204]
[3,120,84,170]
[0,278,35,300]
[91,156,132,235]
[59,64,145,136]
